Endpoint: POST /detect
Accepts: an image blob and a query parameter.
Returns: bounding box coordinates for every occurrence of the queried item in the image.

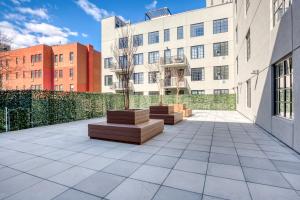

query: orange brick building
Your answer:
[0,43,101,92]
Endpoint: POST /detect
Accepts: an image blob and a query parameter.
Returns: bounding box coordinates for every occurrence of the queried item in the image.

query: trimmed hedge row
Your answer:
[0,90,236,132]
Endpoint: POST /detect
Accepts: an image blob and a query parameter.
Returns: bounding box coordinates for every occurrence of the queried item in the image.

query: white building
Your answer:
[101,1,234,95]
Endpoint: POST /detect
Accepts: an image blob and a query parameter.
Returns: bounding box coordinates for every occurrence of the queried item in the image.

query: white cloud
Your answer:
[81,33,88,37]
[75,0,114,21]
[4,13,26,21]
[146,0,158,10]
[10,0,30,5]
[16,7,48,19]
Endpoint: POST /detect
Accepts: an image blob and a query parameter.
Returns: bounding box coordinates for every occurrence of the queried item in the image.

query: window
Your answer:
[59,70,63,78]
[246,30,251,61]
[246,0,250,13]
[133,34,143,47]
[177,48,184,59]
[119,37,128,49]
[104,57,113,69]
[133,92,143,95]
[191,68,204,81]
[133,72,144,84]
[164,29,170,42]
[148,51,159,64]
[104,75,113,86]
[70,84,74,92]
[213,42,228,57]
[16,57,19,64]
[69,68,74,79]
[191,23,204,37]
[213,18,228,34]
[119,56,128,68]
[191,45,204,59]
[273,0,292,26]
[54,55,58,64]
[274,56,293,119]
[247,79,251,108]
[236,57,239,75]
[164,49,171,64]
[149,91,159,95]
[30,54,42,63]
[191,90,205,95]
[133,53,143,65]
[214,89,229,95]
[177,26,184,40]
[31,70,42,79]
[59,85,63,91]
[54,70,58,79]
[148,71,158,84]
[59,54,63,62]
[69,52,74,63]
[148,31,159,44]
[214,65,229,80]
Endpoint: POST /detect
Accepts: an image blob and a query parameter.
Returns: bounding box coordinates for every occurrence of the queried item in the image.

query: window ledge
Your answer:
[272,115,294,124]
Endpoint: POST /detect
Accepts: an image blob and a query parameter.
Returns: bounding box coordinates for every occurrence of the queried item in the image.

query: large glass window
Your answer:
[119,37,128,49]
[148,71,159,84]
[213,42,228,57]
[246,30,251,61]
[104,57,113,69]
[213,18,228,34]
[191,23,204,37]
[164,49,171,64]
[104,75,113,86]
[191,45,204,59]
[274,56,293,119]
[59,54,63,62]
[69,52,74,63]
[273,0,292,26]
[164,29,170,42]
[119,56,128,68]
[133,34,143,47]
[133,72,144,84]
[191,68,204,81]
[148,51,159,64]
[177,48,184,59]
[191,90,205,95]
[214,89,229,95]
[214,65,229,80]
[177,26,184,40]
[148,31,159,44]
[133,53,143,65]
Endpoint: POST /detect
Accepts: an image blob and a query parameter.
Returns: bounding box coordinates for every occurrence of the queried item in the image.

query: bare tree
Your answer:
[111,25,138,110]
[169,67,185,104]
[0,31,12,90]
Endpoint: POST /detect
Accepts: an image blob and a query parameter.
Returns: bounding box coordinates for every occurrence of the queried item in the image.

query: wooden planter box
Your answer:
[88,109,164,144]
[107,109,149,125]
[150,105,174,114]
[173,104,192,117]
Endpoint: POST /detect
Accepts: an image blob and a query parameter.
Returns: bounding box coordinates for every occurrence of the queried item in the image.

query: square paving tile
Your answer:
[174,159,207,174]
[10,157,53,172]
[120,152,152,163]
[181,150,209,162]
[102,160,140,177]
[156,148,183,157]
[42,150,75,160]
[79,156,115,171]
[210,146,237,155]
[0,173,42,199]
[153,186,202,200]
[204,176,251,200]
[239,156,276,170]
[282,173,300,190]
[49,166,96,187]
[248,182,300,200]
[102,149,131,159]
[60,153,94,165]
[243,167,291,188]
[82,146,110,156]
[74,172,124,197]
[146,155,178,168]
[209,153,240,166]
[28,161,72,179]
[130,165,170,184]
[0,167,21,182]
[207,163,244,181]
[106,178,159,200]
[53,189,102,200]
[163,170,205,193]
[0,152,36,166]
[5,180,67,200]
[272,160,300,175]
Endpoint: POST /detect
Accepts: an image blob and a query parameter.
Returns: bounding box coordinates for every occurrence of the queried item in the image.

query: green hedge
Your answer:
[0,90,235,132]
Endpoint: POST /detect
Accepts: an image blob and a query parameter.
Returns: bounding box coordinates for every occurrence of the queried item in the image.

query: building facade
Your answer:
[101,2,234,95]
[0,43,101,92]
[234,0,300,152]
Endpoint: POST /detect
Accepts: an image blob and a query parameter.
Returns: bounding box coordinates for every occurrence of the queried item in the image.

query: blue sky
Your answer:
[0,0,206,51]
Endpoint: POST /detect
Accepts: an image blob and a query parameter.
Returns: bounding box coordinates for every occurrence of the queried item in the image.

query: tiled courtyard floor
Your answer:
[0,110,300,200]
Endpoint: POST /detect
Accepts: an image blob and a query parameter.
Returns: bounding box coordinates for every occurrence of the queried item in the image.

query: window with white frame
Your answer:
[133,72,144,84]
[214,89,229,95]
[177,26,184,40]
[133,34,143,47]
[191,23,204,37]
[133,53,143,65]
[191,45,204,59]
[213,18,228,34]
[213,42,228,57]
[104,57,113,68]
[119,37,128,49]
[273,0,292,26]
[104,75,113,86]
[191,90,205,95]
[148,31,159,44]
[214,65,229,80]
[148,51,159,64]
[164,29,170,42]
[148,71,159,84]
[191,68,205,81]
[119,56,128,68]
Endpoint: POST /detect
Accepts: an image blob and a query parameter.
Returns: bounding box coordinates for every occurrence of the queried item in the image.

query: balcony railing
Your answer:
[110,81,134,91]
[164,77,188,88]
[160,55,188,68]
